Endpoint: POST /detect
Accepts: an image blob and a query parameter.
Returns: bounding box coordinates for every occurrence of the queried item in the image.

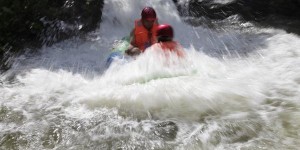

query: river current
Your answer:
[1,0,300,149]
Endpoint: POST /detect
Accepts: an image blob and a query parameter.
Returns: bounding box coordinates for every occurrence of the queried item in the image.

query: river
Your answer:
[1,0,300,149]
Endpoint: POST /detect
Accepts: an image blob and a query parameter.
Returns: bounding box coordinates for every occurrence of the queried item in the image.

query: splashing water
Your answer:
[1,0,300,149]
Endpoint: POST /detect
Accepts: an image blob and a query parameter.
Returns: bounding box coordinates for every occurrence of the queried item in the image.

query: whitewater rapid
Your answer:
[1,0,300,149]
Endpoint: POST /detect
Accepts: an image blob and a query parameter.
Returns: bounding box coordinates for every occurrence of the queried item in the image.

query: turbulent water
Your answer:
[1,0,300,149]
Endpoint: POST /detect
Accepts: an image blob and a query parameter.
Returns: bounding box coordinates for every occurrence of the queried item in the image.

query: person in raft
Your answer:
[125,7,159,56]
[149,24,185,57]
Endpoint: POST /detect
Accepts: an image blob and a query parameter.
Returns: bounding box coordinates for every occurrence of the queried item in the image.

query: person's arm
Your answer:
[125,29,141,56]
[127,29,135,50]
[129,29,135,46]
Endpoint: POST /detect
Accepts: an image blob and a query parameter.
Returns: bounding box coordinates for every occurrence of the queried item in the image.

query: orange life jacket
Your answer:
[133,19,158,52]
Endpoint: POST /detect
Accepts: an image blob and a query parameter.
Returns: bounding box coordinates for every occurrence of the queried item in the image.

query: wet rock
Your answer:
[173,0,300,20]
[0,0,104,71]
[173,0,300,35]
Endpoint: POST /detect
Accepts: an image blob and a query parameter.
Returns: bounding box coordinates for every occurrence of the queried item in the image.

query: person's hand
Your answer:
[125,47,141,56]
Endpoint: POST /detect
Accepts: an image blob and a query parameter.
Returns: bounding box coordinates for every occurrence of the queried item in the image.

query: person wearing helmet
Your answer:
[125,7,159,56]
[148,24,185,57]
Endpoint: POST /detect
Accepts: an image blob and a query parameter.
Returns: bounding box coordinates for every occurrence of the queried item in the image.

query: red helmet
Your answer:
[141,7,156,21]
[157,24,174,39]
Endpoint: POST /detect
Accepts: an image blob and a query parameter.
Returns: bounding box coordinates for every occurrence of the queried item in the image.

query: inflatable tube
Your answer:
[106,36,130,67]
